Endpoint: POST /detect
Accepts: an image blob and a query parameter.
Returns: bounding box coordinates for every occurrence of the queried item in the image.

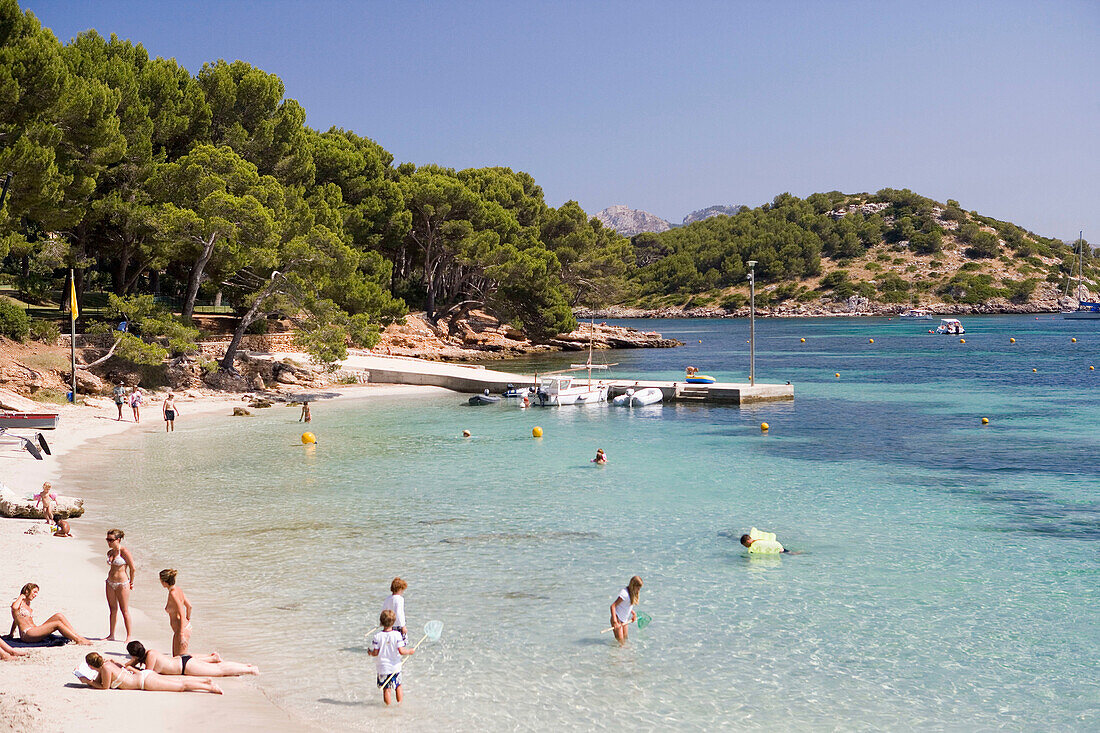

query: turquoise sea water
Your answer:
[73,316,1099,730]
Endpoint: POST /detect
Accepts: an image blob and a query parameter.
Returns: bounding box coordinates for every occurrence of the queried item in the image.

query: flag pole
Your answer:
[69,268,77,402]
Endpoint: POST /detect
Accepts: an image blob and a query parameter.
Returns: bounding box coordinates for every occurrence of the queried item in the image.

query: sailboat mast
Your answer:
[1079,230,1084,302]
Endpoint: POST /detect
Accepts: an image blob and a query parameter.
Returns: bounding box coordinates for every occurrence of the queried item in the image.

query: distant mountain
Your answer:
[593,205,671,236]
[682,204,743,225]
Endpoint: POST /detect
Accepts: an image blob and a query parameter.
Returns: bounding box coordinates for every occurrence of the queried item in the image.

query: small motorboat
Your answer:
[611,389,633,406]
[502,385,533,398]
[629,388,664,406]
[935,318,965,335]
[0,412,60,430]
[468,389,501,405]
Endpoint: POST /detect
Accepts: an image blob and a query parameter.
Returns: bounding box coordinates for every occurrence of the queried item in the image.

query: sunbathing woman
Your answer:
[1,636,29,660]
[124,640,258,677]
[79,652,222,694]
[10,583,92,645]
[160,569,192,655]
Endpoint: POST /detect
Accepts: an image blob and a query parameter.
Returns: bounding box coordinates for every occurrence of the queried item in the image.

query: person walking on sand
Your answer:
[9,583,92,645]
[113,382,127,421]
[368,609,414,705]
[382,577,408,641]
[609,576,643,644]
[163,392,179,432]
[129,386,144,422]
[35,482,56,525]
[78,652,223,694]
[160,569,192,655]
[124,640,259,677]
[299,402,311,423]
[105,529,136,642]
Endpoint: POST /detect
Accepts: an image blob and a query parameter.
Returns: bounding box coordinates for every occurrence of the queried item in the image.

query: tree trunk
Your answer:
[182,232,217,319]
[150,269,160,295]
[218,276,280,371]
[112,247,131,294]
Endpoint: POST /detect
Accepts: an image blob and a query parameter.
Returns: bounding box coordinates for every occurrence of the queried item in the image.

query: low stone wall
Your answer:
[198,333,299,356]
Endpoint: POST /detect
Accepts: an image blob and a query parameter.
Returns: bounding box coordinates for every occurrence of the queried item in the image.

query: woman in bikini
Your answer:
[105,529,135,642]
[80,652,222,694]
[124,640,259,677]
[160,569,192,655]
[9,583,92,645]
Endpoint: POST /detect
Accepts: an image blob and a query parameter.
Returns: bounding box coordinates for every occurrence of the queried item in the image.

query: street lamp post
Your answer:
[747,260,756,386]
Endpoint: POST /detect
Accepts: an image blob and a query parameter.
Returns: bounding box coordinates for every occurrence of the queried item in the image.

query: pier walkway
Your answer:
[337,353,793,405]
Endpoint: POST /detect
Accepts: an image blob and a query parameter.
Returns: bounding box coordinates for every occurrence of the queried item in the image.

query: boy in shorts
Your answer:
[368,609,414,704]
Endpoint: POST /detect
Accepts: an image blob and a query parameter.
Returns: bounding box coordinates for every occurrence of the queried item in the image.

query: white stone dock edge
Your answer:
[334,352,793,404]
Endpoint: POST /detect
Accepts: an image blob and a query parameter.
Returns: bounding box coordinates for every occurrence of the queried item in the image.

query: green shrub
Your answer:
[720,293,747,310]
[1004,278,1037,303]
[0,298,31,341]
[29,319,60,343]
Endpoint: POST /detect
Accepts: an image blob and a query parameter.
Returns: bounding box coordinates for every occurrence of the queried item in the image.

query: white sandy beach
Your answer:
[0,383,445,732]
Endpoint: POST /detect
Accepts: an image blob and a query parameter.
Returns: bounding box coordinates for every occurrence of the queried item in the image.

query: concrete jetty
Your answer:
[338,352,793,405]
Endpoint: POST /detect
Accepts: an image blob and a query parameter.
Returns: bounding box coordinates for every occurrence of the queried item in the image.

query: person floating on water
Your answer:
[609,575,642,644]
[592,449,608,465]
[369,609,414,705]
[382,577,408,641]
[740,527,790,554]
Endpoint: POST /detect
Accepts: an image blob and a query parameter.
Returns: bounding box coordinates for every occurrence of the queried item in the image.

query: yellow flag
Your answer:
[69,272,79,321]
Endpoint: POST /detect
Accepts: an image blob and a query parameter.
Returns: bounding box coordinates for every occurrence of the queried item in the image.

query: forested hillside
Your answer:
[0,0,631,367]
[627,190,1095,314]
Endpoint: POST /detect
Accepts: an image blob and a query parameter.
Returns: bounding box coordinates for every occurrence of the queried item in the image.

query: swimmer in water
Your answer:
[592,449,607,465]
[740,532,793,554]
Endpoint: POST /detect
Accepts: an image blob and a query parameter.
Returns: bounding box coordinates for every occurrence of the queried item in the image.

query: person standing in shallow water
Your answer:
[299,402,311,423]
[113,382,127,421]
[609,576,642,644]
[162,392,178,432]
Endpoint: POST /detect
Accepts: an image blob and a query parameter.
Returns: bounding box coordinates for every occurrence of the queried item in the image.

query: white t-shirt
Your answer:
[614,588,634,623]
[382,593,406,629]
[370,630,406,675]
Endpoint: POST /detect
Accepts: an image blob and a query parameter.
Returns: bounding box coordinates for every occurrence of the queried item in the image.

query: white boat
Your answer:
[611,390,632,406]
[1062,231,1100,319]
[536,375,608,405]
[900,308,933,320]
[935,318,965,334]
[629,388,663,406]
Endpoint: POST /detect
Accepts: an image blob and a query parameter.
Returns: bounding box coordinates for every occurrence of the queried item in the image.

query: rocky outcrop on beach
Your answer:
[0,484,85,519]
[372,310,682,361]
[682,205,742,225]
[593,205,671,236]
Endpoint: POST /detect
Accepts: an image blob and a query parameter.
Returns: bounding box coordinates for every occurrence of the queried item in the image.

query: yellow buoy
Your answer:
[1090,366,1095,371]
[698,340,702,343]
[532,426,543,438]
[835,373,840,378]
[1010,338,1016,343]
[760,422,769,431]
[869,338,874,344]
[1071,338,1077,343]
[462,430,471,438]
[301,432,316,444]
[800,338,806,343]
[959,338,965,343]
[981,417,989,424]
[1032,368,1037,372]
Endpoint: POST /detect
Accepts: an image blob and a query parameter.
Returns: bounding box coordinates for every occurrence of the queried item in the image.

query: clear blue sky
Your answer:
[25,0,1100,240]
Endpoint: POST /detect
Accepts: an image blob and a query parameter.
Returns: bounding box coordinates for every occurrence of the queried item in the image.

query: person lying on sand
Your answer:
[1,636,30,660]
[124,640,259,677]
[78,652,222,694]
[9,583,92,645]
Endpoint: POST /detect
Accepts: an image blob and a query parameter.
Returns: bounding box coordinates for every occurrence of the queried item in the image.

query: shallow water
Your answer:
[74,316,1100,730]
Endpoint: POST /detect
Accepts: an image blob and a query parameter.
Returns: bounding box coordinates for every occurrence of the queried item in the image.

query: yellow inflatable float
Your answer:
[742,527,785,554]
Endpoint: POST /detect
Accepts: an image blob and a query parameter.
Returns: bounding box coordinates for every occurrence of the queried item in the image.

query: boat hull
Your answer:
[0,413,60,430]
[629,388,664,406]
[1063,310,1100,319]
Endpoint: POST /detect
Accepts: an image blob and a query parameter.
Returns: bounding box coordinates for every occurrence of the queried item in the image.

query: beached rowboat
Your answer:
[0,412,60,430]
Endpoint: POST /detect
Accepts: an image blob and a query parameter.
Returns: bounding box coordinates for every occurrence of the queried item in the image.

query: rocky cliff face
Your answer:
[682,205,742,225]
[593,205,671,236]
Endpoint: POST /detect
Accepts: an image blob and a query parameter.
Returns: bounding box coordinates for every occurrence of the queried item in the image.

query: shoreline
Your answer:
[575,302,1068,320]
[1,384,446,732]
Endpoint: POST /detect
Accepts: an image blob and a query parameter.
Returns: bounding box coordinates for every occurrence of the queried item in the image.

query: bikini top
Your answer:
[109,551,127,566]
[13,603,30,618]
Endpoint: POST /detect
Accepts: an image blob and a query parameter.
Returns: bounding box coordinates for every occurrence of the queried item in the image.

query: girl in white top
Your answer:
[382,577,408,639]
[609,575,643,644]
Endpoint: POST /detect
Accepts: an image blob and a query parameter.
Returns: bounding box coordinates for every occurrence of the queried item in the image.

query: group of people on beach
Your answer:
[111,382,179,431]
[4,523,257,694]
